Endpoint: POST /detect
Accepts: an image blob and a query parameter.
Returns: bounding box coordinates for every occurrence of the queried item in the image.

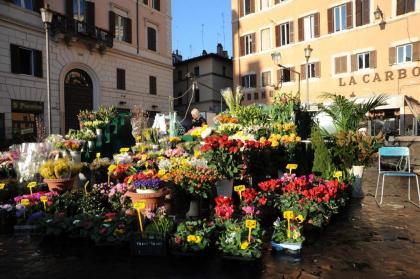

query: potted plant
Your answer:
[271,217,304,253]
[170,219,215,256]
[39,158,82,192]
[201,135,245,197]
[90,157,111,184]
[125,170,168,210]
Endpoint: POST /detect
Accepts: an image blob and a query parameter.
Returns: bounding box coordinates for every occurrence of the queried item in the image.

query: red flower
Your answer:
[242,188,257,204]
[258,196,267,206]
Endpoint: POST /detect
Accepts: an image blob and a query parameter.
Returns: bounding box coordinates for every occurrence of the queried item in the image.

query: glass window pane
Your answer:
[397,46,404,63]
[334,7,340,31]
[341,5,346,30]
[365,53,370,68]
[24,0,32,10]
[406,44,412,61]
[358,54,363,69]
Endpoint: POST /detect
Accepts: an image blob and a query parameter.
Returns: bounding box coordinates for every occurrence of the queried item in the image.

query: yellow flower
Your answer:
[108,164,117,172]
[240,241,249,250]
[113,229,124,236]
[187,235,197,243]
[296,214,305,223]
[259,137,267,143]
[194,150,201,158]
[271,140,279,148]
[296,136,302,142]
[157,169,167,177]
[194,235,202,244]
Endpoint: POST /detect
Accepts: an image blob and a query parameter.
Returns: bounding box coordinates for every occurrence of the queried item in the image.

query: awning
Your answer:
[405,96,420,121]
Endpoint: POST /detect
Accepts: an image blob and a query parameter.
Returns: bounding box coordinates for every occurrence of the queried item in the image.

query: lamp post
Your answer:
[304,45,313,109]
[271,52,301,95]
[40,5,53,134]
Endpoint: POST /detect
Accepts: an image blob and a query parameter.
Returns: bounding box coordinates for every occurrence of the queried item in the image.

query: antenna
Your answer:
[222,13,226,47]
[201,24,205,52]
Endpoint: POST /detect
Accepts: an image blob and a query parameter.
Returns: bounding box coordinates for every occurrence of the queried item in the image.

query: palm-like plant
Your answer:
[320,93,388,132]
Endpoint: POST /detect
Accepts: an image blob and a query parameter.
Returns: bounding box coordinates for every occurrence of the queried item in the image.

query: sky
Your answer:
[172,0,232,59]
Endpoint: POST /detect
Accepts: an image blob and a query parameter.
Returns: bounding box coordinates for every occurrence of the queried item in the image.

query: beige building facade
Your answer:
[0,0,172,144]
[232,0,420,135]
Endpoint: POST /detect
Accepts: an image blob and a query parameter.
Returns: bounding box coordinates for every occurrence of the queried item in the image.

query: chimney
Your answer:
[217,43,223,55]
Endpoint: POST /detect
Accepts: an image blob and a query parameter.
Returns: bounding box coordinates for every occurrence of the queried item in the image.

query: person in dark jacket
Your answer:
[191,108,207,128]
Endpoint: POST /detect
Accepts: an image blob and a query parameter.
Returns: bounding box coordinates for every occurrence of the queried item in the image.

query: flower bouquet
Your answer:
[39,158,82,192]
[107,164,136,182]
[170,219,215,255]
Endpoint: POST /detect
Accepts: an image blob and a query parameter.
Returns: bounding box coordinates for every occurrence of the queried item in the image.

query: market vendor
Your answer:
[191,108,207,128]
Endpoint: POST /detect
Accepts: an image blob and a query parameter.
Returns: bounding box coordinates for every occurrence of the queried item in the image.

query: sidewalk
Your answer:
[1,167,420,279]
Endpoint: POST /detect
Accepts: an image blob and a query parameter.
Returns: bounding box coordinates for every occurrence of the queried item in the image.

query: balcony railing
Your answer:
[51,12,113,48]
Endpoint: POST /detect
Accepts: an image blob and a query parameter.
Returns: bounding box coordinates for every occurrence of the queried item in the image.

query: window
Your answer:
[280,68,291,82]
[254,92,259,100]
[397,0,415,16]
[247,93,252,101]
[152,0,160,11]
[357,52,370,70]
[73,0,86,22]
[275,0,288,4]
[115,15,131,43]
[355,0,370,26]
[334,4,347,32]
[260,0,270,10]
[334,56,348,74]
[261,91,266,99]
[143,0,148,5]
[307,63,316,78]
[261,71,271,87]
[149,76,157,95]
[194,89,200,103]
[10,44,42,77]
[243,34,254,55]
[280,22,290,46]
[117,68,126,90]
[194,66,200,76]
[11,0,42,12]
[260,28,271,51]
[241,74,257,88]
[177,70,183,81]
[304,15,315,40]
[147,27,157,51]
[244,0,252,15]
[397,44,413,64]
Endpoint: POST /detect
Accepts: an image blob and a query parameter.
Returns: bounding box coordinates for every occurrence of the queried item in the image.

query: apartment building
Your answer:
[173,44,232,126]
[232,0,420,135]
[0,0,172,144]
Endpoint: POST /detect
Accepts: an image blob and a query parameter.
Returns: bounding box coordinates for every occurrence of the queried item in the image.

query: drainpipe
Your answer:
[237,0,241,89]
[136,0,139,54]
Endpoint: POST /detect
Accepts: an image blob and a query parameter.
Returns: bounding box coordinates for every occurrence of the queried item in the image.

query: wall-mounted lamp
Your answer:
[374,6,384,21]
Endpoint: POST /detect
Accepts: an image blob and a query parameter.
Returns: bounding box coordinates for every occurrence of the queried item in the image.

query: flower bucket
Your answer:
[125,188,169,211]
[96,128,103,136]
[70,151,81,164]
[87,141,95,150]
[351,165,364,198]
[271,241,302,253]
[216,179,234,197]
[44,177,75,193]
[186,199,200,218]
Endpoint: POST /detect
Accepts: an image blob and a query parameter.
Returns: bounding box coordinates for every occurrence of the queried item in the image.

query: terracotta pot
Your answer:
[125,188,169,211]
[44,177,75,193]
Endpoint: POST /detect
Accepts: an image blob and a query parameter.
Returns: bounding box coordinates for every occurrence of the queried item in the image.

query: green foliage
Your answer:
[221,87,242,114]
[170,219,215,252]
[311,127,333,176]
[234,104,269,126]
[272,218,304,244]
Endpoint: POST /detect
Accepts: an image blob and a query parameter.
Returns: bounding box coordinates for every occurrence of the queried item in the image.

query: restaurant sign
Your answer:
[11,100,44,113]
[339,67,420,86]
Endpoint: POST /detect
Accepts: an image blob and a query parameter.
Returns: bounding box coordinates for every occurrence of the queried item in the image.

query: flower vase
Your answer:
[70,151,81,164]
[87,141,95,150]
[216,179,234,197]
[44,177,75,193]
[96,128,103,136]
[186,199,200,218]
[351,165,365,198]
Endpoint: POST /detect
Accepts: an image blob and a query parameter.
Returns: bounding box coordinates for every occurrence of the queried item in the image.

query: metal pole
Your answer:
[305,58,309,109]
[45,23,52,134]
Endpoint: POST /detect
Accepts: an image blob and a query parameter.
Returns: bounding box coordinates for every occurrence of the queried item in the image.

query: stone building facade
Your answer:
[0,0,172,144]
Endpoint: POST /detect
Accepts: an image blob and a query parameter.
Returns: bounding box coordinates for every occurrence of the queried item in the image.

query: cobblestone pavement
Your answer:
[1,167,420,279]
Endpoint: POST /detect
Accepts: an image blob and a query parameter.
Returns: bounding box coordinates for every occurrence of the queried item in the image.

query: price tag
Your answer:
[0,183,5,190]
[234,185,246,200]
[283,210,295,239]
[245,220,257,242]
[334,171,343,180]
[133,200,146,233]
[27,182,37,195]
[120,147,130,153]
[40,196,48,212]
[96,152,101,159]
[286,164,298,174]
[21,199,30,207]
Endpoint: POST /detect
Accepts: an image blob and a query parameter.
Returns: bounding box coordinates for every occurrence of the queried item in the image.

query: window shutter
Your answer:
[389,47,396,65]
[86,2,95,33]
[126,18,132,44]
[290,67,295,81]
[351,54,357,71]
[250,0,255,13]
[10,44,20,74]
[251,33,256,53]
[315,62,320,78]
[413,41,420,61]
[362,0,370,25]
[240,36,245,56]
[327,8,334,33]
[355,0,362,26]
[342,56,347,72]
[346,2,353,29]
[396,0,404,15]
[370,50,377,68]
[66,0,73,19]
[407,0,415,13]
[33,50,43,78]
[314,13,320,38]
[301,64,306,80]
[335,57,341,74]
[277,69,281,84]
[275,25,280,47]
[298,17,304,41]
[240,0,244,17]
[289,21,294,43]
[241,76,246,87]
[109,11,115,35]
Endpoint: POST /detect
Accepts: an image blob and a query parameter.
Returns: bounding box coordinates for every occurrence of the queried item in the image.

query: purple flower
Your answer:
[133,178,163,190]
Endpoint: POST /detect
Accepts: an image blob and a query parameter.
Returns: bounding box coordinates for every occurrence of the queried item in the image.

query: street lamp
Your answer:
[271,52,301,95]
[304,45,313,109]
[40,4,53,135]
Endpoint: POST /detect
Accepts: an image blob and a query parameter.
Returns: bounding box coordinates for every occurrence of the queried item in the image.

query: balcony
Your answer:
[50,12,113,52]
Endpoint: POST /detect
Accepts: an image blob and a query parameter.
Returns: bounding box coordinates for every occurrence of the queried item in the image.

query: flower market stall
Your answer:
[0,89,384,261]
